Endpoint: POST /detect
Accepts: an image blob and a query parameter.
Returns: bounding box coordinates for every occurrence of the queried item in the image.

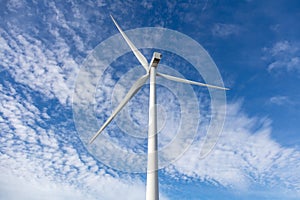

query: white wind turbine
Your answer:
[89,15,229,200]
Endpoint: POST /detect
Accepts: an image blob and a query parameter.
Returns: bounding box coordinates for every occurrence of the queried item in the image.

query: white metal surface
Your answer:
[157,72,229,90]
[146,65,159,200]
[89,15,229,200]
[110,15,149,71]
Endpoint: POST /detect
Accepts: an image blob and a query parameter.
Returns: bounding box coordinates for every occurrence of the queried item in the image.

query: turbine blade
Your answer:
[89,73,149,144]
[110,15,149,71]
[157,72,229,90]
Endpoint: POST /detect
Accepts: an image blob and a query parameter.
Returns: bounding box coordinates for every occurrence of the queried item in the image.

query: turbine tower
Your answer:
[89,15,229,200]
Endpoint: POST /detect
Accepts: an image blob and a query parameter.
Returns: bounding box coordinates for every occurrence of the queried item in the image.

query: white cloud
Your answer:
[1,2,300,198]
[0,1,109,106]
[269,95,291,105]
[0,173,94,200]
[165,101,300,193]
[0,26,78,105]
[0,81,170,200]
[6,0,25,12]
[212,23,240,38]
[263,41,300,73]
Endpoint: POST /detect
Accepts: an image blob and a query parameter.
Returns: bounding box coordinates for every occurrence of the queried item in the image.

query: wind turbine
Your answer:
[89,15,229,200]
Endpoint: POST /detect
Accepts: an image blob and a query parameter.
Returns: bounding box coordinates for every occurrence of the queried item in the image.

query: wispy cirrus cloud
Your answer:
[6,0,26,12]
[269,95,291,105]
[0,25,78,105]
[165,101,300,194]
[263,40,300,73]
[0,0,110,106]
[0,2,157,198]
[212,23,240,38]
[2,1,300,199]
[0,78,169,200]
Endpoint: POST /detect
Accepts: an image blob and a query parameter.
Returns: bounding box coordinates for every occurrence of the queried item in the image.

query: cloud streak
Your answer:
[0,77,164,200]
[1,1,300,199]
[165,101,300,193]
[269,95,291,105]
[263,40,300,73]
[212,23,240,38]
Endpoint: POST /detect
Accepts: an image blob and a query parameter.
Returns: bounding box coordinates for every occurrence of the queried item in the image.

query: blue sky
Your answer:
[1,0,300,199]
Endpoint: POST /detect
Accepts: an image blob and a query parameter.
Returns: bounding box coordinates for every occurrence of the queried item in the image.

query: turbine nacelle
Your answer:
[149,52,162,68]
